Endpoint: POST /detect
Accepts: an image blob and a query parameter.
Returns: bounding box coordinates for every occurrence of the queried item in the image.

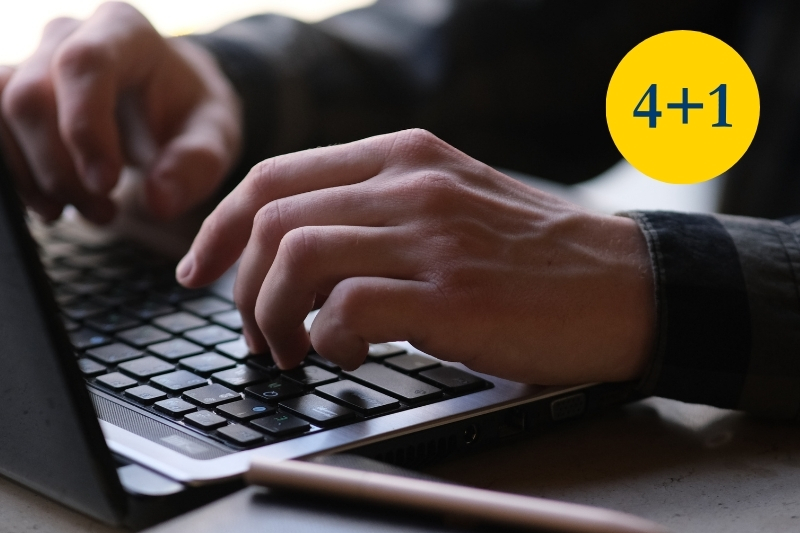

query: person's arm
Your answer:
[193,0,738,189]
[624,211,800,419]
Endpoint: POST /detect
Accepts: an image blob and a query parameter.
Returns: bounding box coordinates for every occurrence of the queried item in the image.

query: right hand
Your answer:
[0,2,242,224]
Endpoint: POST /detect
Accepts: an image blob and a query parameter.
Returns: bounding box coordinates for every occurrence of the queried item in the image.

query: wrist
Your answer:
[605,214,656,381]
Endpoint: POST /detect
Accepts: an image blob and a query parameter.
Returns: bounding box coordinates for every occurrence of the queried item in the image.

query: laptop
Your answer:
[0,152,640,528]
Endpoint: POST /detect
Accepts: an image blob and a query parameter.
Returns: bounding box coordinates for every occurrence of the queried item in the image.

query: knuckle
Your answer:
[95,2,144,22]
[397,171,459,210]
[278,227,318,272]
[42,17,78,36]
[1,75,53,121]
[389,128,441,161]
[247,157,278,199]
[54,39,113,78]
[253,200,288,250]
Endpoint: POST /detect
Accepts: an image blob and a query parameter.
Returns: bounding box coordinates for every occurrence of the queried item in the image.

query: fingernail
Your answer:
[176,251,194,283]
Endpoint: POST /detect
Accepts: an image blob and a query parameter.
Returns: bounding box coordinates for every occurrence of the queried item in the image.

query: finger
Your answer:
[178,130,409,287]
[0,65,63,219]
[247,226,416,367]
[52,2,165,194]
[1,18,115,224]
[311,277,436,370]
[231,184,405,353]
[143,101,238,220]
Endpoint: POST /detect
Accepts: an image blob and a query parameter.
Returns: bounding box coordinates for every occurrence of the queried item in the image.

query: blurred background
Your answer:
[0,0,721,215]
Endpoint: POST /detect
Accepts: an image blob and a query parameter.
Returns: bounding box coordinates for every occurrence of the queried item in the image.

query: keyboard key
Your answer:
[86,343,144,365]
[343,363,442,404]
[183,325,239,348]
[84,312,141,333]
[121,301,176,321]
[96,372,137,391]
[77,358,106,376]
[215,337,251,361]
[184,410,227,430]
[154,398,196,417]
[217,424,263,446]
[245,378,304,403]
[120,276,156,292]
[279,395,355,427]
[63,301,108,320]
[150,370,207,393]
[41,241,79,259]
[216,398,274,421]
[151,286,208,305]
[124,385,167,404]
[63,252,111,269]
[306,353,340,372]
[90,288,138,307]
[64,280,111,296]
[384,354,440,374]
[182,384,240,407]
[180,353,236,376]
[181,296,234,317]
[367,343,406,360]
[152,312,208,334]
[61,316,81,332]
[418,366,485,394]
[147,338,204,361]
[282,365,338,388]
[315,380,400,415]
[55,291,80,307]
[210,309,242,331]
[93,265,137,280]
[70,328,111,350]
[116,325,172,348]
[251,413,310,437]
[246,354,276,372]
[118,356,175,379]
[212,366,270,391]
[48,267,81,284]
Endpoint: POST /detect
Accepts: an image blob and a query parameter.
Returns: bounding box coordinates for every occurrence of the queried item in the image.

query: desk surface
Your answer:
[2,397,799,533]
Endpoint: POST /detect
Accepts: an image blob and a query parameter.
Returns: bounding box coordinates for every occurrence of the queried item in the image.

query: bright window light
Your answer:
[0,1,375,64]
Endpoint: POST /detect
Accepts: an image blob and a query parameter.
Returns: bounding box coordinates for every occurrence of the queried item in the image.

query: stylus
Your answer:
[246,458,671,533]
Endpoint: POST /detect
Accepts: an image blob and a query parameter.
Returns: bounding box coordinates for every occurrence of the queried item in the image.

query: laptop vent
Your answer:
[370,434,459,468]
[91,392,231,461]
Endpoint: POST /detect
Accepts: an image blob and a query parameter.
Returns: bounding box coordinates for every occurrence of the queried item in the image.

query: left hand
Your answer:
[177,129,655,385]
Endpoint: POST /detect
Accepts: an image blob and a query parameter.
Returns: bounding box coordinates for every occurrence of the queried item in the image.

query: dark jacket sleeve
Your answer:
[189,0,737,189]
[625,211,800,419]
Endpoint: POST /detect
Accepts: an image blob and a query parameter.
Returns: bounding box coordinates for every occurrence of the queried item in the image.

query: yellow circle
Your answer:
[606,30,759,184]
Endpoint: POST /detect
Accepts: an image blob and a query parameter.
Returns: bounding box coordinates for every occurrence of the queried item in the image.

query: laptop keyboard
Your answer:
[36,231,492,451]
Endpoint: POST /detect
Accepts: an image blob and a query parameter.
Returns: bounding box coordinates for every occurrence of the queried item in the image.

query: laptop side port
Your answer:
[497,408,526,439]
[463,424,479,445]
[550,393,586,421]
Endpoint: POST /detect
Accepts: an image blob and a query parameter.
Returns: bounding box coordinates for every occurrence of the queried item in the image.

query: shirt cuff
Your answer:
[621,211,800,418]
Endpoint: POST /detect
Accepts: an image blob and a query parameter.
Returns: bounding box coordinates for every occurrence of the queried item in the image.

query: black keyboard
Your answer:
[37,231,491,450]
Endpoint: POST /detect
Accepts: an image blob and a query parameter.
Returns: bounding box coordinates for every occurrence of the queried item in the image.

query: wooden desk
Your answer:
[2,397,799,532]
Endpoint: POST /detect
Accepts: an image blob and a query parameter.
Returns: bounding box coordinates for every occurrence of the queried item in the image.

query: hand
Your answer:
[178,129,655,385]
[0,2,241,224]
